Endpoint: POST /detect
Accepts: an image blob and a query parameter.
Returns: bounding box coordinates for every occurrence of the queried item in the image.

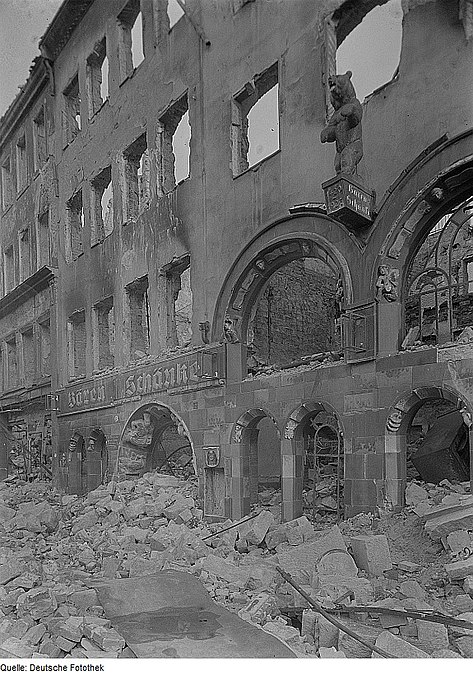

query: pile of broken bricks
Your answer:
[1,473,473,658]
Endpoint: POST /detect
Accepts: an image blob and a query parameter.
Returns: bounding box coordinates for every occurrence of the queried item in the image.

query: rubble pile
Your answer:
[0,473,473,658]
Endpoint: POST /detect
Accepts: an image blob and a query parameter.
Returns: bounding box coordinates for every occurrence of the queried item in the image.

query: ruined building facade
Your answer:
[0,0,472,519]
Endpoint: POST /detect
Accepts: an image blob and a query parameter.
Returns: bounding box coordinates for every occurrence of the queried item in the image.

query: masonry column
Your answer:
[224,428,251,519]
[281,435,303,522]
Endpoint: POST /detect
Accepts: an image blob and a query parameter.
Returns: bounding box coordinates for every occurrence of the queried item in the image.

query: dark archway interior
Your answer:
[254,416,281,517]
[407,399,470,483]
[118,405,194,479]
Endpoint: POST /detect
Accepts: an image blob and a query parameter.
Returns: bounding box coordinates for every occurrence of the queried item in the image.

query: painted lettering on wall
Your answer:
[121,360,199,398]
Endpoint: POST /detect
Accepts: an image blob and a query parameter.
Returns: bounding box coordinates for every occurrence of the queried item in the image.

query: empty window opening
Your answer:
[33,107,47,171]
[248,257,340,371]
[167,0,185,28]
[158,94,190,194]
[118,0,144,80]
[165,257,192,347]
[39,319,51,377]
[405,196,473,346]
[232,64,279,176]
[93,297,115,371]
[63,75,81,145]
[16,135,27,193]
[302,411,344,522]
[91,166,113,243]
[6,337,18,390]
[68,311,87,378]
[66,190,84,262]
[22,329,35,385]
[334,0,402,102]
[123,134,149,220]
[1,156,13,210]
[19,227,32,282]
[4,246,16,293]
[37,210,51,268]
[407,399,469,484]
[126,276,150,360]
[254,416,281,513]
[87,38,109,117]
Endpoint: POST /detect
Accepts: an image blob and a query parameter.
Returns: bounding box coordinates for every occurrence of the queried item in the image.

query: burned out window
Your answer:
[91,166,113,243]
[4,245,16,293]
[6,337,18,390]
[33,106,47,171]
[1,155,13,210]
[93,297,115,371]
[232,63,279,176]
[323,0,402,117]
[123,134,149,220]
[405,196,473,346]
[65,190,84,262]
[16,134,27,193]
[126,276,150,360]
[37,209,51,267]
[18,226,32,282]
[118,0,144,81]
[39,318,51,377]
[63,75,81,146]
[21,328,35,385]
[68,310,87,379]
[86,38,109,117]
[157,94,190,195]
[248,257,340,370]
[164,256,192,347]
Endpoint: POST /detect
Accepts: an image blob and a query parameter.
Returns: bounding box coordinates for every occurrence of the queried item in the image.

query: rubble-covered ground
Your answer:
[1,472,473,658]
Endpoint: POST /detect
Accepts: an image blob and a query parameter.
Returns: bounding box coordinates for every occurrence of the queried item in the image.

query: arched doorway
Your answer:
[385,387,472,505]
[85,429,107,491]
[284,402,344,522]
[117,403,195,479]
[67,431,85,495]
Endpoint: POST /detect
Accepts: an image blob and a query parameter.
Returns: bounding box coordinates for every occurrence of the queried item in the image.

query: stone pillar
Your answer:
[384,431,406,510]
[225,436,251,520]
[377,302,401,357]
[248,428,259,506]
[225,342,247,383]
[0,414,9,480]
[281,437,303,521]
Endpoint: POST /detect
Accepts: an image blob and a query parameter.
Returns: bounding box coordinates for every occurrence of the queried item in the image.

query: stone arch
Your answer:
[212,215,356,346]
[370,136,473,355]
[117,402,196,478]
[283,401,345,521]
[385,385,473,507]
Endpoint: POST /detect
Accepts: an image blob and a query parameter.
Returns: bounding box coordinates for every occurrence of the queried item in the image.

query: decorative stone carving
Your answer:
[284,419,297,440]
[386,409,403,433]
[335,277,344,319]
[320,71,363,176]
[232,424,243,443]
[205,447,220,467]
[122,412,154,447]
[376,264,399,302]
[223,316,240,343]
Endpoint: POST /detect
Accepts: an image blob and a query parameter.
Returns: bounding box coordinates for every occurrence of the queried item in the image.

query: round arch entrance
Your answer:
[117,403,195,479]
[385,386,473,506]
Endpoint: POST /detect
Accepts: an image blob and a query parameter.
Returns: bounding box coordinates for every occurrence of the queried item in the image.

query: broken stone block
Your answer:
[0,636,34,657]
[412,501,434,518]
[338,620,382,658]
[396,561,422,573]
[278,525,346,577]
[88,626,125,652]
[8,618,31,638]
[245,564,278,590]
[445,529,471,554]
[372,630,429,658]
[0,504,15,521]
[57,616,84,643]
[405,483,429,506]
[416,619,449,651]
[70,589,98,612]
[431,648,462,658]
[423,497,473,540]
[448,612,473,637]
[102,557,120,579]
[455,636,473,657]
[236,511,275,546]
[453,594,473,613]
[316,550,358,577]
[128,556,164,577]
[445,558,473,581]
[71,511,99,534]
[174,508,194,525]
[199,555,250,587]
[262,619,300,645]
[23,623,47,645]
[20,587,57,620]
[318,646,346,658]
[315,614,339,649]
[399,622,418,638]
[38,639,63,657]
[56,636,76,652]
[463,575,473,596]
[265,527,288,550]
[313,575,373,604]
[301,609,317,641]
[350,535,392,577]
[237,592,279,624]
[125,498,147,519]
[399,580,426,600]
[0,561,23,585]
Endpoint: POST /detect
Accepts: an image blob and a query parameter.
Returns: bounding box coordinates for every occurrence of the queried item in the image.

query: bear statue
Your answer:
[320,71,363,176]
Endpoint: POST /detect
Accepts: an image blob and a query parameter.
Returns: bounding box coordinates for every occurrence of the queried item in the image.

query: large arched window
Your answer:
[405,196,473,345]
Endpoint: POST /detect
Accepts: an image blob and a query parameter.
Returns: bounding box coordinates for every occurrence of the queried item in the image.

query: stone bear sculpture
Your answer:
[320,71,363,176]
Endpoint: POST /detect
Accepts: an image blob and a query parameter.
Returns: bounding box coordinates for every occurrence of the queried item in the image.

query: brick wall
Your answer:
[251,258,338,366]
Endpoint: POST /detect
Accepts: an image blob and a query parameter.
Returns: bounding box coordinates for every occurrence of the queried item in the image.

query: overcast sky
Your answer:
[0,0,402,118]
